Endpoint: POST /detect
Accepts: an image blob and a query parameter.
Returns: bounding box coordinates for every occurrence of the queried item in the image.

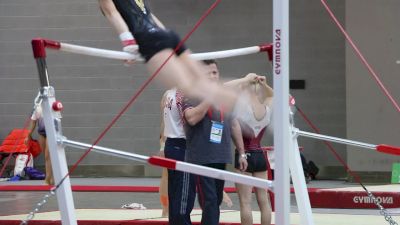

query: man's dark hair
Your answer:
[202,59,217,66]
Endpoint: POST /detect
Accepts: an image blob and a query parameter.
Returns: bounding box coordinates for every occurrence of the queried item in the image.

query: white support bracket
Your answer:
[41,87,77,225]
[290,126,314,225]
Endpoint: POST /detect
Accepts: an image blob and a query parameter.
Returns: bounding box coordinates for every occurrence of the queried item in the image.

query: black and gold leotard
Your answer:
[112,0,157,37]
[112,0,187,61]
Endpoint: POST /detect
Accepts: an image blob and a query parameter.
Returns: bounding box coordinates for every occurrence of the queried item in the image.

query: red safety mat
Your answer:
[1,185,398,209]
[0,129,30,154]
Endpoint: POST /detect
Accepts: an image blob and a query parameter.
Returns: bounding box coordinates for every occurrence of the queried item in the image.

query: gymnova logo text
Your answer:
[353,196,393,204]
[274,29,281,75]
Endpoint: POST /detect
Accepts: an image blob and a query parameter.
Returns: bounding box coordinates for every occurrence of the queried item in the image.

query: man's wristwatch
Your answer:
[240,153,247,160]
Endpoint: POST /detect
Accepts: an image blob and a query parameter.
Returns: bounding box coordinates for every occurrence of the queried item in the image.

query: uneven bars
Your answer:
[296,129,400,156]
[61,138,273,190]
[36,38,272,61]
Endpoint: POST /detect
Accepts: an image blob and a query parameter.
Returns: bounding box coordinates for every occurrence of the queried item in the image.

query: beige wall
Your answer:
[346,0,400,171]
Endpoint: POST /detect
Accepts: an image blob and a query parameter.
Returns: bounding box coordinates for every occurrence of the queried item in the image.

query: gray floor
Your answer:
[0,178,392,219]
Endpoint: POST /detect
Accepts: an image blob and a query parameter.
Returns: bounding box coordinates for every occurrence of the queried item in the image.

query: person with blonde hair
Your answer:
[225,73,273,225]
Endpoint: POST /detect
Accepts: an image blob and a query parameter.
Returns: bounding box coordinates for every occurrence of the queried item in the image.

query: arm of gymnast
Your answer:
[226,73,273,108]
[98,0,138,57]
[231,118,248,171]
[258,77,274,107]
[223,73,263,89]
[98,0,130,35]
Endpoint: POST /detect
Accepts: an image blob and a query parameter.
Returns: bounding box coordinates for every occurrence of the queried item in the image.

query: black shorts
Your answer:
[235,150,268,173]
[135,28,187,62]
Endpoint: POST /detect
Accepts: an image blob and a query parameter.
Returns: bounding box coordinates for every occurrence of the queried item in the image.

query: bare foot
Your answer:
[161,208,168,217]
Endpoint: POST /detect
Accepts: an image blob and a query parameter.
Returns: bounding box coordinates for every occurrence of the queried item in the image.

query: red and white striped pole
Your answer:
[62,138,273,190]
[148,156,273,190]
[296,130,400,156]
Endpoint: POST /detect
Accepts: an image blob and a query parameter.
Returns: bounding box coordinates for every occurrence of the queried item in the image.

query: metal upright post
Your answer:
[273,0,290,224]
[31,39,77,225]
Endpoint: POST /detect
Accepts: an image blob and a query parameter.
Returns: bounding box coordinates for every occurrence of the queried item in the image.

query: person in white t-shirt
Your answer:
[159,85,234,224]
[159,88,195,225]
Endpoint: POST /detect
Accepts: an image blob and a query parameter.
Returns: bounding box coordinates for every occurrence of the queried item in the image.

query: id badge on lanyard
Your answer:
[208,107,224,144]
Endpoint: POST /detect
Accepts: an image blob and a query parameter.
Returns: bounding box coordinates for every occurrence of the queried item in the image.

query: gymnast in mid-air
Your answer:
[99,0,236,107]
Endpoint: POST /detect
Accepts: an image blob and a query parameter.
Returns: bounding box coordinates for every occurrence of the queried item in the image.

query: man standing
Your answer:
[159,87,195,225]
[182,60,248,225]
